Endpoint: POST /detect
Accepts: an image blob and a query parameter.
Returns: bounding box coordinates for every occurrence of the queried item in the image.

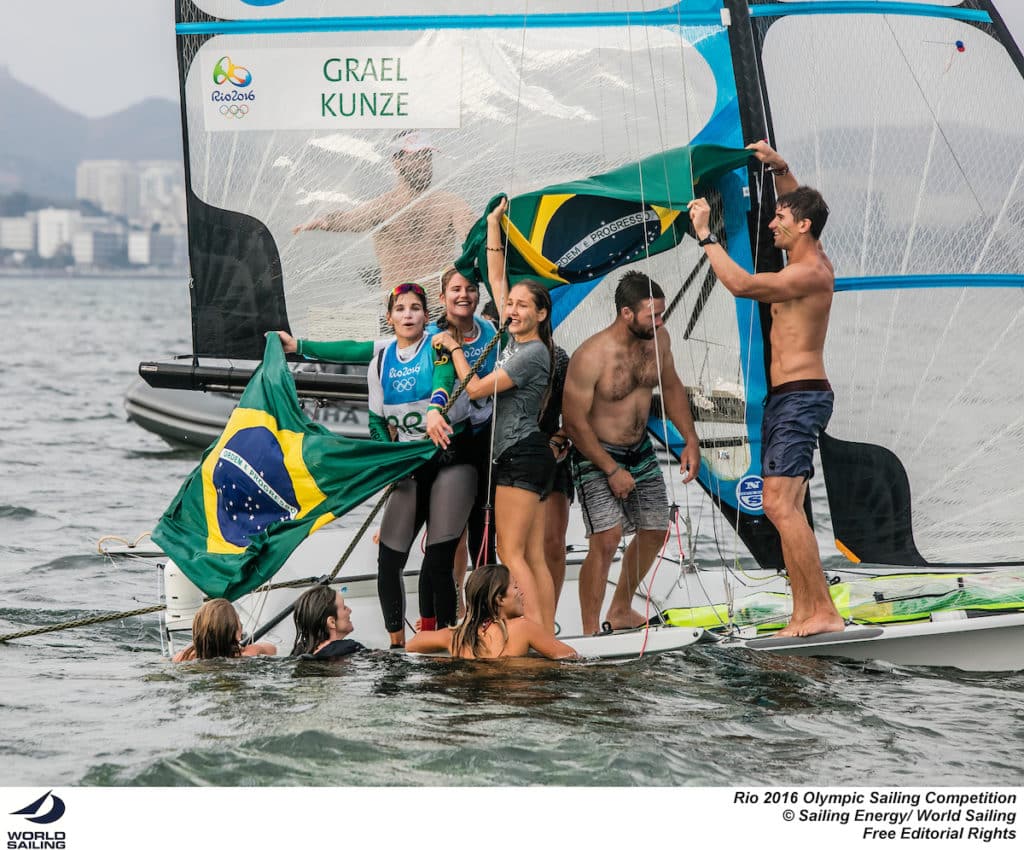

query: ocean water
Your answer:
[1,276,1022,789]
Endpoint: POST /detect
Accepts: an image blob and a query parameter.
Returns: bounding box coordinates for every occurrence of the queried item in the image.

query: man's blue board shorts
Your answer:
[761,379,834,480]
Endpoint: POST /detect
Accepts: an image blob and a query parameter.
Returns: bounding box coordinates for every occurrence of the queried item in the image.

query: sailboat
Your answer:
[138,0,1024,670]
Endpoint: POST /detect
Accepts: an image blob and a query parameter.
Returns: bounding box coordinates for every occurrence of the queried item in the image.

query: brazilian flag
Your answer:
[456,143,751,294]
[152,334,437,600]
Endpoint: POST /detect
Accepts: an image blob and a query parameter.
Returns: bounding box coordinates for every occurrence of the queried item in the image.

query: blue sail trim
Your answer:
[642,24,766,507]
[177,8,723,36]
[548,21,762,511]
[836,274,1024,292]
[749,2,990,23]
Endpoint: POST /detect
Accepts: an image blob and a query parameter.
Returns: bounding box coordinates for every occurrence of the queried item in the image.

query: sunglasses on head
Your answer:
[391,282,426,298]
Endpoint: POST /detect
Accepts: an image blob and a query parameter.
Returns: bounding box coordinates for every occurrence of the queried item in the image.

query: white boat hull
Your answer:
[150,517,1024,670]
[722,613,1024,672]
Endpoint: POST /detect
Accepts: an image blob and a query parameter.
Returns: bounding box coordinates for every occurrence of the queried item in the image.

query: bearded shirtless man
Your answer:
[563,272,701,635]
[293,130,475,288]
[687,141,844,638]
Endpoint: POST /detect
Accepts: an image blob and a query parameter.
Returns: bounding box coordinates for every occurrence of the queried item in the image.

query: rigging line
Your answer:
[475,1,531,521]
[656,0,714,419]
[623,5,695,613]
[637,526,673,658]
[625,3,681,513]
[245,345,495,647]
[881,15,986,217]
[669,512,734,629]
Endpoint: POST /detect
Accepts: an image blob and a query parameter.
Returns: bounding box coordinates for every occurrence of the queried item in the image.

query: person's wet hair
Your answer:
[291,585,338,656]
[190,598,242,659]
[776,186,830,239]
[614,271,665,314]
[451,564,513,658]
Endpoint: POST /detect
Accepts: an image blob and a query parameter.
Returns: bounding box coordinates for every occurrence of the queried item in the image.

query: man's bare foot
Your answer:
[604,606,649,631]
[776,613,845,638]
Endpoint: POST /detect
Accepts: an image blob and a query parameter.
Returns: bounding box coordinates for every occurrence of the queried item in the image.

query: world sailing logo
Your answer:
[9,791,65,824]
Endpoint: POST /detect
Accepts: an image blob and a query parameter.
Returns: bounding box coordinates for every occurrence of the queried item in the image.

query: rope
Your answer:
[0,605,166,643]
[96,532,151,554]
[3,334,503,647]
[245,335,503,643]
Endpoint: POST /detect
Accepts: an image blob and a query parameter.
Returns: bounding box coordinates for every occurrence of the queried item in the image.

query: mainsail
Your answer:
[155,0,1024,589]
[744,1,1024,567]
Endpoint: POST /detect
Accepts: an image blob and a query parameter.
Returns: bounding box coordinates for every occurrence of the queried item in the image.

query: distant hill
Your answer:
[0,66,182,199]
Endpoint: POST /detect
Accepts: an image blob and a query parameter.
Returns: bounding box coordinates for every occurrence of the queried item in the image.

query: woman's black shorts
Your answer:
[493,431,556,498]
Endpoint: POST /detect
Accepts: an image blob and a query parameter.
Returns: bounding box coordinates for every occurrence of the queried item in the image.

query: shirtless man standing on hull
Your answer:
[563,272,701,635]
[687,140,844,638]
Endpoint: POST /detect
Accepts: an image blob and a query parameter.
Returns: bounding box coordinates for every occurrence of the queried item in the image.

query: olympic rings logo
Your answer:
[220,104,250,118]
[213,56,252,87]
[392,378,417,392]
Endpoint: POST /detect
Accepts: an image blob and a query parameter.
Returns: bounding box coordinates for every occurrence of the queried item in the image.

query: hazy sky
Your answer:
[1,1,1023,118]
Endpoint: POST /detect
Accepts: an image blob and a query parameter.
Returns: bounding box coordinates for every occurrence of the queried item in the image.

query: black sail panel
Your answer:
[187,190,290,360]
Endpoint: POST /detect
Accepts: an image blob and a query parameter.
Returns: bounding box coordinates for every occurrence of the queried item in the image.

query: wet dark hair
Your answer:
[450,564,512,658]
[290,585,338,656]
[509,280,555,421]
[614,271,665,314]
[776,186,830,239]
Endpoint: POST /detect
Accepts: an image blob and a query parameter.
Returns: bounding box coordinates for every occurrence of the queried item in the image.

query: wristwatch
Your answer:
[698,233,719,247]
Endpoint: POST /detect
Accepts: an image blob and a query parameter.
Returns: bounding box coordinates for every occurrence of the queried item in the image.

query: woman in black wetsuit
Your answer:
[291,585,364,659]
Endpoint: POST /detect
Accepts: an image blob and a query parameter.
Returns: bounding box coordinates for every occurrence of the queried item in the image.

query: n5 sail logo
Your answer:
[7,790,67,850]
[736,475,764,512]
[211,55,255,118]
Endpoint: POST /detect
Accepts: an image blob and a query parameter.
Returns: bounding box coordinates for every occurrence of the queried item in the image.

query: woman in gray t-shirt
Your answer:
[436,274,559,633]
